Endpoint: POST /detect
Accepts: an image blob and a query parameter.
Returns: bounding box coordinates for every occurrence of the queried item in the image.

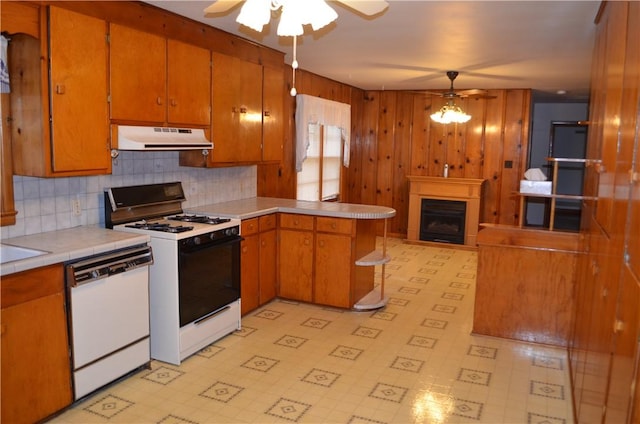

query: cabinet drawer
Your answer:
[242,218,259,236]
[1,264,64,309]
[316,217,354,235]
[259,214,277,231]
[279,213,314,231]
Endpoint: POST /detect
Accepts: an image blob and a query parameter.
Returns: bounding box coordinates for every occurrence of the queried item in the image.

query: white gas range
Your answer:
[105,182,242,365]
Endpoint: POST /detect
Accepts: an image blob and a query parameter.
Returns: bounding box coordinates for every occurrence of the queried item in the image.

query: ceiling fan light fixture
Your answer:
[430,104,472,124]
[307,0,338,31]
[236,0,272,31]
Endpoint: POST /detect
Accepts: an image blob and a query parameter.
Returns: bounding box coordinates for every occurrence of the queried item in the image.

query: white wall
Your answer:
[1,151,256,239]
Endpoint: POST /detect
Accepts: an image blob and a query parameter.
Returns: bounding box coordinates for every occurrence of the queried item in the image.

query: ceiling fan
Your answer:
[204,0,389,18]
[423,71,495,99]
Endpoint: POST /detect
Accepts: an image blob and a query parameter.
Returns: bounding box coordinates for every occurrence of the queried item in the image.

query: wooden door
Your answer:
[278,229,313,302]
[211,53,262,163]
[262,66,284,162]
[167,39,211,126]
[49,6,110,173]
[314,233,352,308]
[110,23,166,123]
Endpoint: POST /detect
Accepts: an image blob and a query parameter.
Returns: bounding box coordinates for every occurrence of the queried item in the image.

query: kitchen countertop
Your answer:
[1,226,150,276]
[187,197,396,220]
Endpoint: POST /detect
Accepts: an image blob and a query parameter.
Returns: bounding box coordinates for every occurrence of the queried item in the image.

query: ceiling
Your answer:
[145,0,601,100]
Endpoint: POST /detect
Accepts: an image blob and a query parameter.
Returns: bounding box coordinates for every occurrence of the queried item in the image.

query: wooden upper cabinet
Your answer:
[109,24,166,124]
[211,52,262,163]
[262,66,284,163]
[48,6,110,173]
[10,6,111,177]
[109,24,211,127]
[167,39,211,126]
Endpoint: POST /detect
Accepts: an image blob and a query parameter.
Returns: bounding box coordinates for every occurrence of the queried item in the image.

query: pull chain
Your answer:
[290,35,298,96]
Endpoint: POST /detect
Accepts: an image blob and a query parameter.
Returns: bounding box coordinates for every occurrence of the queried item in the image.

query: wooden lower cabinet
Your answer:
[314,217,356,308]
[277,214,377,309]
[1,264,72,423]
[473,225,579,347]
[278,216,314,302]
[240,214,277,315]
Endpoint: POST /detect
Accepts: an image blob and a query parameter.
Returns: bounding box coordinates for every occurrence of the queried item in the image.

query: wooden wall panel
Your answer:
[463,98,486,179]
[376,91,396,209]
[392,93,413,235]
[409,95,432,176]
[360,92,380,206]
[481,90,506,223]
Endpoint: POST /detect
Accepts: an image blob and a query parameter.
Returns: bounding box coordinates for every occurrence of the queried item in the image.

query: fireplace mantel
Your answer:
[407,176,485,246]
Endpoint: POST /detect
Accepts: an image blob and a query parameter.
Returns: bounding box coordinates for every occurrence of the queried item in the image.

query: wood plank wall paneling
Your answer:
[261,65,533,236]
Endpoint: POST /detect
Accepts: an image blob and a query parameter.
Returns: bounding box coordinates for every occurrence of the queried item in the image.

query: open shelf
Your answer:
[518,157,600,230]
[352,217,389,311]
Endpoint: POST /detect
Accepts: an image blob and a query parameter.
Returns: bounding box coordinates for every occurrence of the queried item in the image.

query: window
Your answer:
[294,94,351,202]
[297,124,343,201]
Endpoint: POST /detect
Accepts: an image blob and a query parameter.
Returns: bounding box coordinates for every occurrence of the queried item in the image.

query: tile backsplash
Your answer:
[1,151,257,239]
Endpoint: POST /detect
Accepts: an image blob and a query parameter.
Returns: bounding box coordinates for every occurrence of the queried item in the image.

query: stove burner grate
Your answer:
[125,222,194,233]
[169,214,231,225]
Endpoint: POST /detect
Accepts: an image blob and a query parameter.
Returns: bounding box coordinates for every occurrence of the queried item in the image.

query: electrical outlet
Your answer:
[72,198,81,216]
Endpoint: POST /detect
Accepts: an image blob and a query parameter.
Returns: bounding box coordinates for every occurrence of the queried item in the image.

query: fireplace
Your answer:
[407,176,485,246]
[420,199,466,244]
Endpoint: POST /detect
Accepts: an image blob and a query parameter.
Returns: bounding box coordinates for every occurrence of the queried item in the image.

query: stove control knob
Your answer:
[193,237,202,245]
[225,227,238,236]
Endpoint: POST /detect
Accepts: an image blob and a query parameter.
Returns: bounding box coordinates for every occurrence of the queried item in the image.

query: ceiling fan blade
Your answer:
[456,89,490,97]
[333,0,389,16]
[204,0,243,15]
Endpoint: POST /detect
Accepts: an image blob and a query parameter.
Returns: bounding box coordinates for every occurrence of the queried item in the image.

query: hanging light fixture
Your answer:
[430,100,472,124]
[235,0,338,96]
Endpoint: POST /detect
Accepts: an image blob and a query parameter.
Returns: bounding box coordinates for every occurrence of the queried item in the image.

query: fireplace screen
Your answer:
[420,199,466,244]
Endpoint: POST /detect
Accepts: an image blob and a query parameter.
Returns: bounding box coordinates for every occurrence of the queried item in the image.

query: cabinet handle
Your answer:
[319,240,325,247]
[294,220,299,226]
[240,107,247,114]
[614,319,625,333]
[331,223,337,229]
[264,110,271,117]
[156,96,163,105]
[304,238,310,246]
[242,246,248,253]
[170,98,177,107]
[55,84,65,95]
[630,169,640,184]
[261,240,266,247]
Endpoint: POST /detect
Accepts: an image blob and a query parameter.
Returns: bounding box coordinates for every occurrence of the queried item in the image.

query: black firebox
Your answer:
[419,199,466,244]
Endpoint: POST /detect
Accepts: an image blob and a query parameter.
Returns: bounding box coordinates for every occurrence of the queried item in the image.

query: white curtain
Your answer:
[1,35,10,93]
[295,94,351,171]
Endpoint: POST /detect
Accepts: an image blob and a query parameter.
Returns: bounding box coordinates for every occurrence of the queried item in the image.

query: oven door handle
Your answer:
[180,235,243,254]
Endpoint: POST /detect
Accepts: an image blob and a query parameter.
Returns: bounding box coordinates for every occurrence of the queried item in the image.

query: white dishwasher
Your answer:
[65,244,153,400]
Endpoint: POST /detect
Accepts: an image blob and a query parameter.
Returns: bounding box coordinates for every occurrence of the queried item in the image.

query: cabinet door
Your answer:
[211,53,262,163]
[262,66,284,162]
[167,39,211,126]
[110,24,166,123]
[278,229,313,302]
[49,6,110,173]
[1,265,72,423]
[259,228,277,304]
[240,233,260,315]
[315,233,352,308]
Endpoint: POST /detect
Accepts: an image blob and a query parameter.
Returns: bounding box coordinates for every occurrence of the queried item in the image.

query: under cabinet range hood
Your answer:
[112,125,213,151]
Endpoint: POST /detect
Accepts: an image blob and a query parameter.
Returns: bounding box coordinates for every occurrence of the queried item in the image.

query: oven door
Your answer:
[178,235,241,327]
